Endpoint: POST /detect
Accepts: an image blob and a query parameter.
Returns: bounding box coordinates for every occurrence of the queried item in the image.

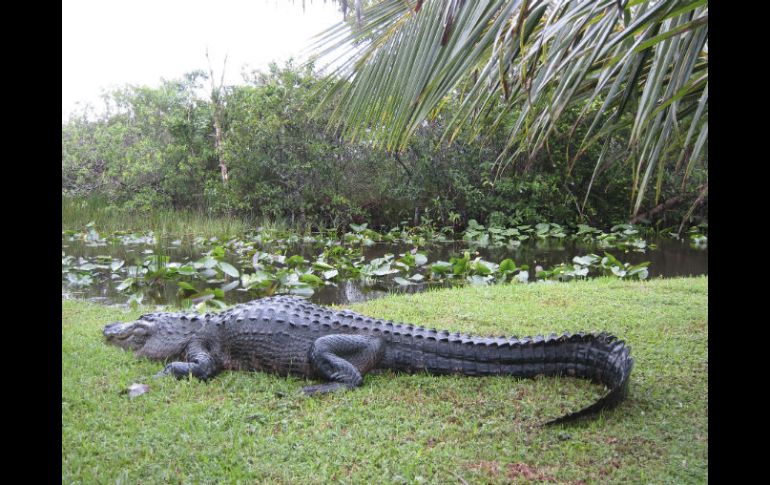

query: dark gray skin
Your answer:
[104,295,634,424]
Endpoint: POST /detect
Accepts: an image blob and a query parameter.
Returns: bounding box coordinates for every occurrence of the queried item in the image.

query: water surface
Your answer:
[62,235,707,307]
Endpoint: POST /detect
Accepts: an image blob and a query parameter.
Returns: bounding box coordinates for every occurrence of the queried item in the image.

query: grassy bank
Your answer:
[62,277,708,484]
[62,197,257,238]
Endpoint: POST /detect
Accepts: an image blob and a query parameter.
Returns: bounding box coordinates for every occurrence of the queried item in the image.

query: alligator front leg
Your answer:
[156,341,219,381]
[302,334,385,395]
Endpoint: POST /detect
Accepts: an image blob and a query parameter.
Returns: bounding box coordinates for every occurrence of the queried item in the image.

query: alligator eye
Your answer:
[133,328,148,336]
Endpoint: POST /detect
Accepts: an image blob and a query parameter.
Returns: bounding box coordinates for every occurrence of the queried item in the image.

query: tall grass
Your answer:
[62,197,333,238]
[62,196,254,238]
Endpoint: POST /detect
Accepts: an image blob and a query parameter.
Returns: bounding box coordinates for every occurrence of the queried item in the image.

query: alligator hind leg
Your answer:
[302,335,385,395]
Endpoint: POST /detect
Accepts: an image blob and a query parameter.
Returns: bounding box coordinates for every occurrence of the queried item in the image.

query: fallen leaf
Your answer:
[123,383,150,399]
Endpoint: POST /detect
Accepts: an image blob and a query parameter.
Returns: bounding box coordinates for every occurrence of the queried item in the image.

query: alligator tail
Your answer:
[543,373,630,425]
[404,331,634,425]
[537,332,634,425]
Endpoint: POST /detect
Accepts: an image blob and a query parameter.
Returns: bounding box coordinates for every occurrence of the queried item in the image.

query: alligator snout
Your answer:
[103,322,127,339]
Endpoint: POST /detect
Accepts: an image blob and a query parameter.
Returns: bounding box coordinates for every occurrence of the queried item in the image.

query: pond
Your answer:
[62,231,707,308]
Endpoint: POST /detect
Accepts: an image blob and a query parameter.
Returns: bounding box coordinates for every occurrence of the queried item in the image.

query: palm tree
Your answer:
[310,0,708,219]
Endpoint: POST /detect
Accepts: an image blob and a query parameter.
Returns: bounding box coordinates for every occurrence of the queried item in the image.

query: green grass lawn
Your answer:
[62,277,707,484]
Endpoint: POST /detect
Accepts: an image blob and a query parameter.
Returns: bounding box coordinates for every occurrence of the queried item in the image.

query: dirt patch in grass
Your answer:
[466,460,558,482]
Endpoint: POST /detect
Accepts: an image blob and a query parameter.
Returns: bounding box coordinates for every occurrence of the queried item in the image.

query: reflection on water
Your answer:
[62,236,707,307]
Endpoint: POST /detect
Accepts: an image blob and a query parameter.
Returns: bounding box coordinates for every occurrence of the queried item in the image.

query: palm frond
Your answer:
[309,0,708,216]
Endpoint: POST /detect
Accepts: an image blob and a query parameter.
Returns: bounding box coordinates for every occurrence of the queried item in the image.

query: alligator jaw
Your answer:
[103,321,151,351]
[103,322,131,340]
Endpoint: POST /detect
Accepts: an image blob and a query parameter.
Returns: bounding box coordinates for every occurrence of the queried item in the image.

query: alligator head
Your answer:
[103,314,196,360]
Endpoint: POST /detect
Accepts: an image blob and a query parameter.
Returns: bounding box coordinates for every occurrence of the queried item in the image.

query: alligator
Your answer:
[103,295,634,424]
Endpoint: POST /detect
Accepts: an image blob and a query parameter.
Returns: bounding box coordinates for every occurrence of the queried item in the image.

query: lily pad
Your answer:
[217,261,240,278]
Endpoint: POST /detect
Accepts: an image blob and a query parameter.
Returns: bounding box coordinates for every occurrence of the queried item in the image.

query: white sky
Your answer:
[62,0,344,119]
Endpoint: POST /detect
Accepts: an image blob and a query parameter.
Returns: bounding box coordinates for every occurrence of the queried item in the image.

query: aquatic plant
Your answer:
[63,221,663,308]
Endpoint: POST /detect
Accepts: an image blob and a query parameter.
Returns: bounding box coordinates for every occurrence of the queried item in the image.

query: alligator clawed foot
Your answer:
[154,362,193,380]
[154,366,172,379]
[301,382,349,395]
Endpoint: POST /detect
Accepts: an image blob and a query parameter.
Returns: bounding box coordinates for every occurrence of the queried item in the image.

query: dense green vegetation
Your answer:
[62,277,708,483]
[62,62,706,232]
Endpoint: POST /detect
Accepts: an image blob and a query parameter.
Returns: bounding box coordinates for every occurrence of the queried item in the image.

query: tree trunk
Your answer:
[207,50,229,184]
[213,117,228,183]
[628,193,687,224]
[677,183,708,234]
[629,183,707,225]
